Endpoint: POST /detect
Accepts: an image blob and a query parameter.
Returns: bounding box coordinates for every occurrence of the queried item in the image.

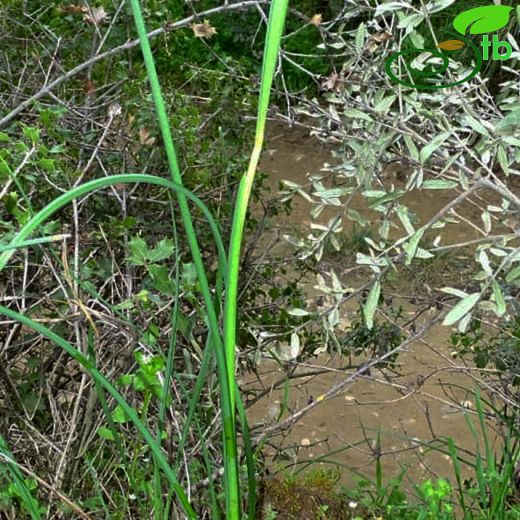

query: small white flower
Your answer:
[348,501,358,509]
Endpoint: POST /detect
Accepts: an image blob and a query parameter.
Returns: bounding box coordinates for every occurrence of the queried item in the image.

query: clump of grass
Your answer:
[257,468,364,520]
[0,0,289,518]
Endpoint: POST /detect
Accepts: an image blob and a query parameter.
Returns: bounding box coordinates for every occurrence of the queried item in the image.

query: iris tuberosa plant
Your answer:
[0,0,288,518]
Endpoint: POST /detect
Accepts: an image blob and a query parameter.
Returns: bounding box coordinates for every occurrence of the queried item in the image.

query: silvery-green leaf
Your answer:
[375,2,411,17]
[426,0,456,14]
[374,95,396,114]
[492,281,506,317]
[443,293,480,326]
[289,333,301,360]
[422,180,459,190]
[404,135,419,161]
[344,108,373,122]
[464,115,489,136]
[495,109,520,136]
[396,205,415,235]
[346,209,369,226]
[458,312,472,333]
[478,250,492,276]
[328,306,340,328]
[419,132,450,164]
[481,211,491,234]
[288,308,312,316]
[398,12,424,34]
[364,280,380,330]
[440,287,468,298]
[355,22,366,53]
[415,247,434,259]
[497,146,509,176]
[506,266,520,283]
[404,228,424,265]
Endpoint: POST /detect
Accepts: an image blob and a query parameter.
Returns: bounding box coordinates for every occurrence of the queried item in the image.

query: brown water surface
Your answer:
[244,124,502,490]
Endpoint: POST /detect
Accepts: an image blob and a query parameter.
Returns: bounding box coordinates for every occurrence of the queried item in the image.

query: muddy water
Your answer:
[244,124,501,490]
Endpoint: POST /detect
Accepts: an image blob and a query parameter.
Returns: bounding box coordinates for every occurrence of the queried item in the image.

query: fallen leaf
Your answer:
[372,31,392,43]
[139,127,155,146]
[438,39,465,51]
[84,79,95,96]
[320,71,345,93]
[57,5,87,15]
[84,6,108,25]
[192,20,217,39]
[310,14,322,26]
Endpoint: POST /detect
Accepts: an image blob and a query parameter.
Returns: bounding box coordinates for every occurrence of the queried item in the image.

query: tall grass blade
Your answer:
[128,0,240,513]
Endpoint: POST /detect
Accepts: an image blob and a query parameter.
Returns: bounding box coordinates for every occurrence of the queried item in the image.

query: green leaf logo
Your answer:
[453,5,513,35]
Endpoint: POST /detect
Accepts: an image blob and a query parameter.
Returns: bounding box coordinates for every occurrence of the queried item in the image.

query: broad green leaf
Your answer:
[453,5,513,35]
[147,264,175,296]
[128,236,148,265]
[96,427,115,441]
[443,293,480,326]
[148,238,174,262]
[364,280,380,330]
[112,405,130,424]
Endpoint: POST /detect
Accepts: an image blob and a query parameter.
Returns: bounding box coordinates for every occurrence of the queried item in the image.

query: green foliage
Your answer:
[341,304,405,364]
[451,314,520,384]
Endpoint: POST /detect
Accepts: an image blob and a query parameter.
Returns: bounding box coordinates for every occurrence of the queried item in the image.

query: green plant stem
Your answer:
[128,1,240,515]
[223,0,288,412]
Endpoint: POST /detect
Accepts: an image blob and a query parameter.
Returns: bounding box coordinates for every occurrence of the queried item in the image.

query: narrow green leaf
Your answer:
[506,265,520,283]
[419,132,450,164]
[404,228,424,265]
[364,280,381,330]
[492,280,506,316]
[443,293,480,326]
[355,22,366,53]
[344,108,373,122]
[422,179,458,190]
